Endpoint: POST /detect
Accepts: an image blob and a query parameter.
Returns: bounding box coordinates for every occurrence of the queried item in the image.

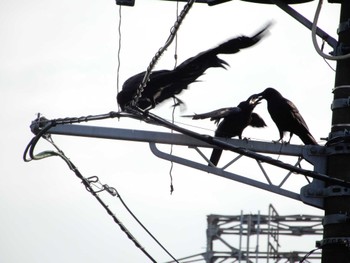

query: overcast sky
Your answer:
[1,0,342,262]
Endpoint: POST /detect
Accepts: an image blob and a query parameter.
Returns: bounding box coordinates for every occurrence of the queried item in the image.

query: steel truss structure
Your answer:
[165,204,322,263]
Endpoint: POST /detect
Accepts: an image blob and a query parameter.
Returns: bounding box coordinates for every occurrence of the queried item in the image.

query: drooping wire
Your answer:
[168,1,181,195]
[169,100,177,195]
[311,0,350,60]
[115,185,179,262]
[23,115,58,162]
[116,5,123,112]
[64,164,157,262]
[85,176,179,262]
[321,40,336,72]
[299,247,321,262]
[24,126,179,262]
[130,0,195,107]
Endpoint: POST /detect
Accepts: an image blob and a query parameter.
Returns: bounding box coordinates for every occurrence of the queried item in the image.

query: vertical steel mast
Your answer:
[322,1,350,262]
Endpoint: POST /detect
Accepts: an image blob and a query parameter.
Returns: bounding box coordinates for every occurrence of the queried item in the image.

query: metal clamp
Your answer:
[303,185,350,198]
[327,130,350,145]
[333,85,350,93]
[326,130,350,148]
[115,0,135,6]
[316,237,350,248]
[328,130,350,139]
[331,98,350,110]
[338,19,350,34]
[331,43,350,56]
[323,214,350,225]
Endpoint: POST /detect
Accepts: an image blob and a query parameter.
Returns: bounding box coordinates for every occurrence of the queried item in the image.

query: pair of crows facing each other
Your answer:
[116,23,317,166]
[184,87,318,166]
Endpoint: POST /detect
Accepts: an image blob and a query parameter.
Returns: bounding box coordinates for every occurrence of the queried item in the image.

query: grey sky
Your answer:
[1,0,340,262]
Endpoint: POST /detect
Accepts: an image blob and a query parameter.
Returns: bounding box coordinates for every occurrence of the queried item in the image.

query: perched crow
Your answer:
[184,95,266,166]
[117,23,271,111]
[253,87,317,145]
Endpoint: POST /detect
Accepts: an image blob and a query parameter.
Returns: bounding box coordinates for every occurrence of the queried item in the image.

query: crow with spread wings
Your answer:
[117,23,271,111]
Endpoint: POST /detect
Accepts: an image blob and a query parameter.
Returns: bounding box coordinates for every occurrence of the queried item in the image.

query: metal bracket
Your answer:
[338,19,350,34]
[301,183,350,209]
[302,185,350,199]
[328,130,350,139]
[323,213,350,225]
[326,131,350,148]
[333,85,350,93]
[316,237,350,248]
[116,0,135,6]
[331,98,350,110]
[300,180,325,208]
[330,43,350,56]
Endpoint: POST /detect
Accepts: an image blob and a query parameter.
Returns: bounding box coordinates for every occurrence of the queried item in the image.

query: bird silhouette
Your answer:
[253,87,317,145]
[117,23,271,111]
[184,95,266,166]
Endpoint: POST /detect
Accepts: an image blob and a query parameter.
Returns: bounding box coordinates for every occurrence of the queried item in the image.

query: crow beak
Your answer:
[250,94,263,105]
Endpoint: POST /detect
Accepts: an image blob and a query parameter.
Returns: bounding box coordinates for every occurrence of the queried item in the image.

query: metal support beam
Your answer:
[149,142,303,202]
[47,124,309,155]
[47,124,328,208]
[270,0,338,50]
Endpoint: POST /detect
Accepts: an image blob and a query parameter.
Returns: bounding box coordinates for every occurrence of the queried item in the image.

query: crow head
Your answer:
[251,87,281,102]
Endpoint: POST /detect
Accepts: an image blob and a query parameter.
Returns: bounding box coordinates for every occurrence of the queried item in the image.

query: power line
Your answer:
[24,129,179,262]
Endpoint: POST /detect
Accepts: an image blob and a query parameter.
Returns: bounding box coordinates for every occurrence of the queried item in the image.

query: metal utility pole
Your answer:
[322,1,350,262]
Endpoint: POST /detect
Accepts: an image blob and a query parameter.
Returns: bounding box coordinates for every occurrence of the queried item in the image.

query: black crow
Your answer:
[117,23,271,111]
[184,95,266,166]
[253,87,317,145]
